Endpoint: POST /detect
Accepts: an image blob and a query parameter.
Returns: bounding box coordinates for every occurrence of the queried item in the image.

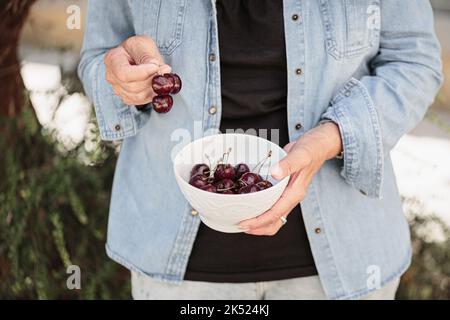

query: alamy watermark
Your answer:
[66,5,81,30]
[66,265,81,290]
[170,122,281,167]
[366,265,381,290]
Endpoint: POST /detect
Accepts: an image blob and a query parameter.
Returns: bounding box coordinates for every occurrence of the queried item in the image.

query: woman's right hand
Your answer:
[104,35,171,106]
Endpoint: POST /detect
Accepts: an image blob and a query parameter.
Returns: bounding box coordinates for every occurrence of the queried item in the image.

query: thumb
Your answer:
[122,35,166,66]
[271,145,310,180]
[139,56,172,75]
[139,56,162,66]
[283,142,296,153]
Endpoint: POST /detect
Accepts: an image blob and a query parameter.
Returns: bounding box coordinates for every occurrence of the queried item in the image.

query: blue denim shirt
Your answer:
[78,0,443,299]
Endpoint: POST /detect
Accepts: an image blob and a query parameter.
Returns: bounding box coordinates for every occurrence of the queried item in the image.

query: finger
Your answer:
[108,68,158,95]
[283,142,296,153]
[270,144,312,180]
[113,86,154,106]
[123,90,154,105]
[239,168,314,231]
[159,63,172,75]
[238,178,299,230]
[267,171,312,216]
[115,63,160,83]
[118,78,154,94]
[110,50,160,83]
[245,219,284,236]
[123,35,166,66]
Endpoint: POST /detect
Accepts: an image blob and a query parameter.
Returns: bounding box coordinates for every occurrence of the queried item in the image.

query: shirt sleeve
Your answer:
[321,0,443,198]
[78,0,151,141]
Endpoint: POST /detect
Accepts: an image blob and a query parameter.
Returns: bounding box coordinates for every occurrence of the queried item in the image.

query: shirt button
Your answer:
[292,14,299,21]
[315,228,322,234]
[209,106,217,115]
[191,209,199,216]
[295,68,303,76]
[295,123,303,130]
[114,124,121,132]
[209,54,216,62]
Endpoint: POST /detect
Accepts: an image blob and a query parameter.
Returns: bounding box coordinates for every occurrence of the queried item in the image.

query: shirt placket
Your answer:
[283,0,346,298]
[203,0,222,136]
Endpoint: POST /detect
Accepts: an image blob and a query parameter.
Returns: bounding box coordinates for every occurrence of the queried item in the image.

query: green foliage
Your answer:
[397,201,450,300]
[0,99,130,299]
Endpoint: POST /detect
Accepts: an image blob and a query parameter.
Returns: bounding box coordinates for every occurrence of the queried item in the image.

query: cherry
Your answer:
[239,172,260,186]
[152,74,175,95]
[256,180,273,190]
[189,175,209,189]
[238,185,260,194]
[201,184,217,193]
[234,163,250,178]
[214,164,236,180]
[188,148,275,194]
[190,164,210,178]
[171,74,182,94]
[152,95,173,113]
[214,179,235,192]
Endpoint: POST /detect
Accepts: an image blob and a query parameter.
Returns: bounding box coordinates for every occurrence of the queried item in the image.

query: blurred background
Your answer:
[0,0,449,299]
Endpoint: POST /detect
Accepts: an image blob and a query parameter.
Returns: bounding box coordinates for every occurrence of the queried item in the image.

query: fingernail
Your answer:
[271,164,284,180]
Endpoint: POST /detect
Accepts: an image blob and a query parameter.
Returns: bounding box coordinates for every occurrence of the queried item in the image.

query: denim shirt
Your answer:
[78,0,443,299]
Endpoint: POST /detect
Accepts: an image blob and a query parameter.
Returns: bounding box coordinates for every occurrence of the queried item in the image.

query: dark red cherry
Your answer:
[152,74,175,95]
[214,179,235,192]
[171,74,182,94]
[256,180,273,190]
[190,164,210,178]
[152,95,173,113]
[234,163,250,178]
[189,175,209,189]
[214,164,236,180]
[239,172,260,186]
[201,184,217,193]
[238,185,260,194]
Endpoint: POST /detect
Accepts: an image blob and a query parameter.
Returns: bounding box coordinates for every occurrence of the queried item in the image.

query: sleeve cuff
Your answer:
[91,55,151,141]
[321,78,384,198]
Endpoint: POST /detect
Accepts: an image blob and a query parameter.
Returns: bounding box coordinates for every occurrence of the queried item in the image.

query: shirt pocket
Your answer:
[320,0,380,60]
[133,0,188,55]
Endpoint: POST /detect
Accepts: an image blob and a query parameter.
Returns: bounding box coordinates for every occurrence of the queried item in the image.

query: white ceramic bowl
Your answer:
[173,133,289,233]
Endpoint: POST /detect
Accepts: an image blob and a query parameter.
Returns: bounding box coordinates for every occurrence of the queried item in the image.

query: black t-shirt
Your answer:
[184,0,317,283]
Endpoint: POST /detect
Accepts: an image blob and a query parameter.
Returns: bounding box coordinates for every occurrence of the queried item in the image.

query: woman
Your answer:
[78,0,442,300]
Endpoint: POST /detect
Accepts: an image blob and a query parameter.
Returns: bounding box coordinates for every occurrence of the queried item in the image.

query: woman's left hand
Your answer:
[238,122,343,236]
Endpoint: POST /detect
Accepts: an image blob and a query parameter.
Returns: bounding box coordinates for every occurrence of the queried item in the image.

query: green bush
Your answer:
[397,200,450,300]
[0,99,130,299]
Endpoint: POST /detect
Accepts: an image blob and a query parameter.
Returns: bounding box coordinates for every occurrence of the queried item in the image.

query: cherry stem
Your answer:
[221,148,232,165]
[238,178,247,187]
[205,154,213,178]
[252,150,272,175]
[217,185,235,192]
[265,150,272,181]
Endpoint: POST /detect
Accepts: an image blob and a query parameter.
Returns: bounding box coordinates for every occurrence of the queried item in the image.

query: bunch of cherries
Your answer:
[150,73,182,113]
[189,149,274,194]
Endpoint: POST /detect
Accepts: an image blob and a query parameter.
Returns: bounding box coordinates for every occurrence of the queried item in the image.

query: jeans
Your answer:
[131,272,400,300]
